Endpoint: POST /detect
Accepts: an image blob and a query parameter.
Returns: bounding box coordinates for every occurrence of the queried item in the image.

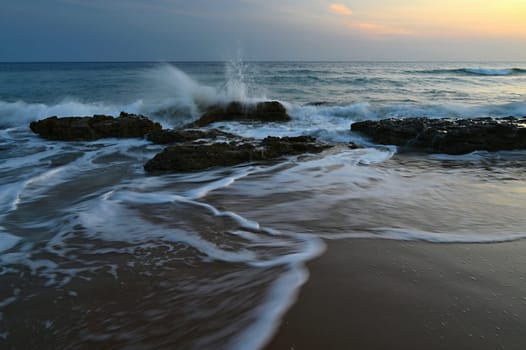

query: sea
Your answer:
[1,61,526,349]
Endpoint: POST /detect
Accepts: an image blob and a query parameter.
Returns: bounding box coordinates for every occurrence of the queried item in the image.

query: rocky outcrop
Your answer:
[351,117,526,154]
[29,111,337,173]
[144,136,331,172]
[187,101,291,127]
[30,112,162,141]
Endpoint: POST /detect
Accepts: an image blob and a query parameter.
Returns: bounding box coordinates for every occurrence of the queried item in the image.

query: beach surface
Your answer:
[266,239,526,350]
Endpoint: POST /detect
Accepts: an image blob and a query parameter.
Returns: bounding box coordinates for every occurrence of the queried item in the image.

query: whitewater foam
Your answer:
[0,99,144,128]
[77,199,259,263]
[4,97,524,133]
[213,100,526,142]
[229,263,310,350]
[462,68,526,76]
[419,67,526,76]
[184,167,253,199]
[317,228,526,244]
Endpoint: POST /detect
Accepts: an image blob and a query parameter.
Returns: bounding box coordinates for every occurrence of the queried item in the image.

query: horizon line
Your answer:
[2,59,526,64]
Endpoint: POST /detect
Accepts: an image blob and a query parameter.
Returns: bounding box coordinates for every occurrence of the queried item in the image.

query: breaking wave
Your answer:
[2,98,526,137]
[462,68,526,76]
[420,67,526,76]
[139,63,268,123]
[0,63,270,128]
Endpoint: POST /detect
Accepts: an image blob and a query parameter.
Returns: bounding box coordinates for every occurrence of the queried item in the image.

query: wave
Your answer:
[2,61,526,132]
[0,63,270,128]
[420,67,526,76]
[206,100,526,143]
[3,98,526,140]
[462,68,526,76]
[318,229,526,244]
[0,99,144,128]
[289,101,526,130]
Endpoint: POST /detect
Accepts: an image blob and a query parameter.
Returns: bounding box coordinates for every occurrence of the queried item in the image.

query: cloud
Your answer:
[329,3,352,16]
[348,21,412,36]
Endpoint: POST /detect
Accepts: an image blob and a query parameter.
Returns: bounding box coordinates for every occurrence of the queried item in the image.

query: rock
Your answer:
[146,128,238,144]
[187,101,291,127]
[144,135,331,172]
[351,117,526,154]
[144,143,257,172]
[30,112,162,141]
[260,136,326,158]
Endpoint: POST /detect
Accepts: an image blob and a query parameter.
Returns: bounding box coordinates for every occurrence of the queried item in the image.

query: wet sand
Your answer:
[266,239,526,350]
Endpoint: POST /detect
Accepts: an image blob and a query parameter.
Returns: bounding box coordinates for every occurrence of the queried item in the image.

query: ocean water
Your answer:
[1,61,526,349]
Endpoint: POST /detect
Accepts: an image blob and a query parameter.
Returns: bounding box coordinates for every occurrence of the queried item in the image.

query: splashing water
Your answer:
[221,58,268,103]
[139,62,267,124]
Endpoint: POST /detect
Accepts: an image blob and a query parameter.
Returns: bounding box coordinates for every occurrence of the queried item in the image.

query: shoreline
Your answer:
[265,238,526,350]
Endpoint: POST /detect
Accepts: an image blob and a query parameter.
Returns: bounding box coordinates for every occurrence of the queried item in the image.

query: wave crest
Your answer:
[420,67,526,76]
[0,99,144,128]
[0,63,271,128]
[462,68,526,76]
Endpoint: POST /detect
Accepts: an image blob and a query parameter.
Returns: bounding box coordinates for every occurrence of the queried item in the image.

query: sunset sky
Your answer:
[2,0,526,61]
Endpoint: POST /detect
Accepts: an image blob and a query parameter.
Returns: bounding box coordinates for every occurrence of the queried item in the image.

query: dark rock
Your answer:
[260,136,325,158]
[146,128,238,144]
[187,101,291,127]
[144,143,257,172]
[30,112,162,141]
[351,117,526,155]
[144,135,331,172]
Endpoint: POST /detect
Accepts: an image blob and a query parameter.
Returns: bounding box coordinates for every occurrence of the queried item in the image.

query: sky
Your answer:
[1,0,526,61]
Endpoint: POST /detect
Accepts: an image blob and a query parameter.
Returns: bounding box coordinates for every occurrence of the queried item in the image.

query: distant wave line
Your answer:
[416,67,526,76]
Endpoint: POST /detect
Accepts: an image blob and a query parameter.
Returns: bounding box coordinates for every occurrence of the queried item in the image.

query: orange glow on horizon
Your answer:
[330,0,526,38]
[347,21,413,36]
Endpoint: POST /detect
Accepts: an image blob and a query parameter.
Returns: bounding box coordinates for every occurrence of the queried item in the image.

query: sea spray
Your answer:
[224,58,250,102]
[139,64,219,121]
[136,62,269,125]
[223,58,268,103]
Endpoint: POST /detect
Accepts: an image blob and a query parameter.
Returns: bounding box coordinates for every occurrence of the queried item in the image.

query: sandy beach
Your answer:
[266,239,526,350]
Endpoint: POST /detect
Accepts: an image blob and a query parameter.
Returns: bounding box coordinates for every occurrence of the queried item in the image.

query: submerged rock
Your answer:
[187,101,291,127]
[351,117,526,154]
[144,135,331,172]
[30,112,162,141]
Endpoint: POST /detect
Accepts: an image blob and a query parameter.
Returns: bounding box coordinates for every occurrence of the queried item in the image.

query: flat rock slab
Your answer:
[144,136,331,172]
[351,117,526,154]
[30,112,162,141]
[187,101,291,127]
